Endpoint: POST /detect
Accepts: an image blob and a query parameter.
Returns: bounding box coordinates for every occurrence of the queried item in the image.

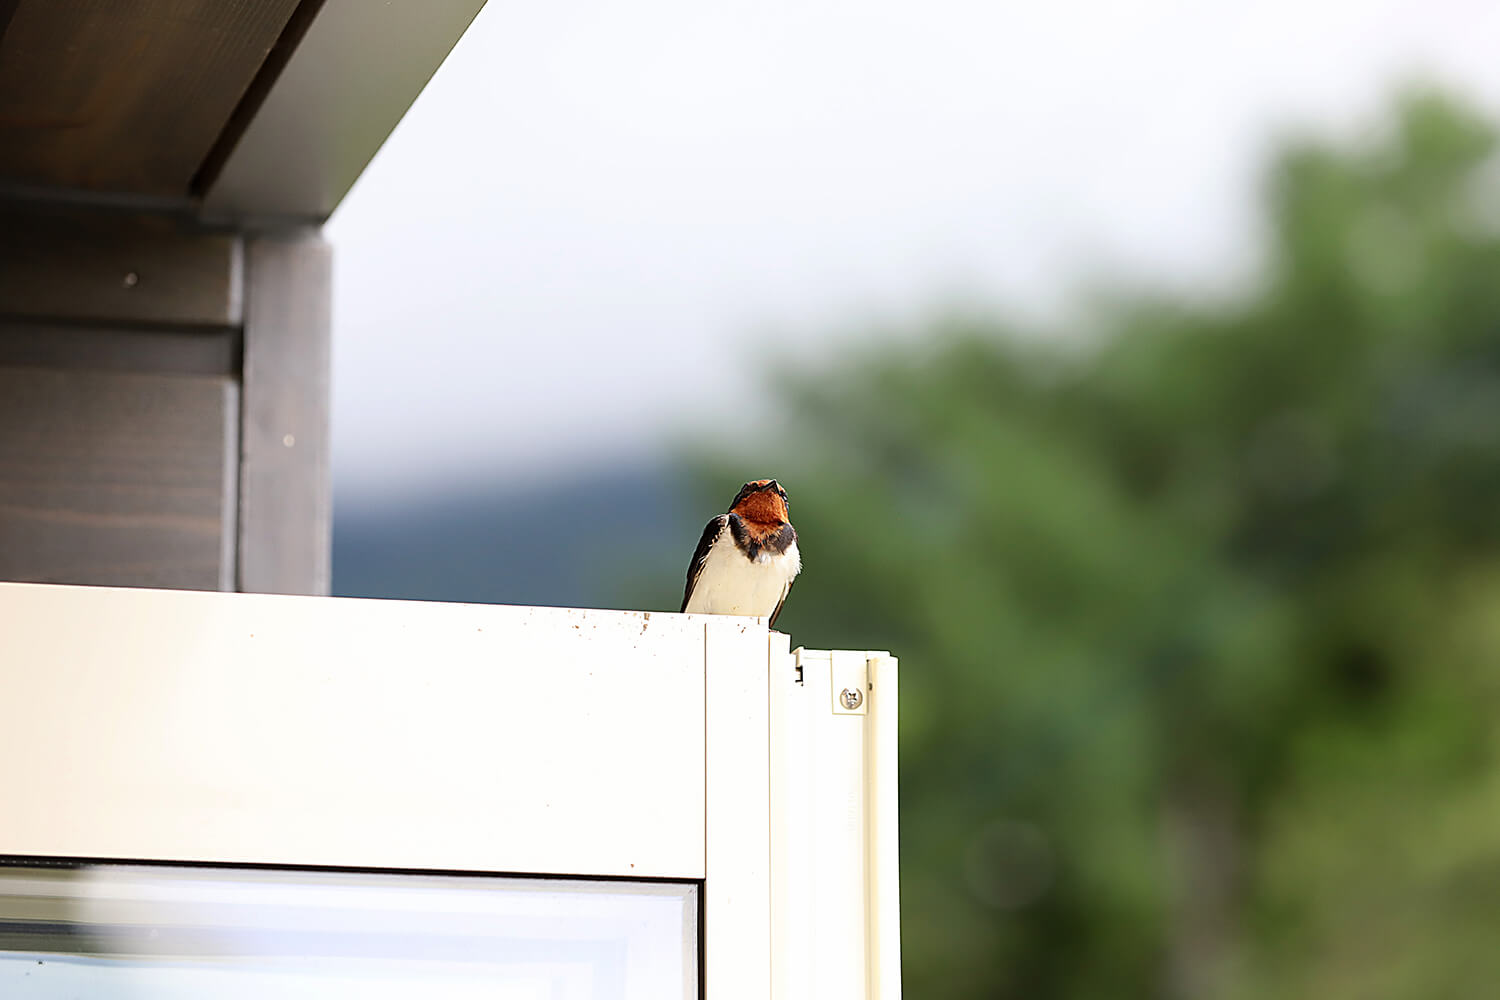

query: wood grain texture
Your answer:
[0,0,303,195]
[238,231,331,595]
[0,319,238,375]
[0,366,236,590]
[0,208,242,326]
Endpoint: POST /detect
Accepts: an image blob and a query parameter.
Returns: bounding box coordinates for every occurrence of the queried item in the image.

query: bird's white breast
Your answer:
[684,530,800,619]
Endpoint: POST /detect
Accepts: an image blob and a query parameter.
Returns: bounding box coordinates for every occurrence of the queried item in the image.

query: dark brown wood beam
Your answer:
[0,0,302,196]
[238,231,332,595]
[0,366,238,590]
[0,207,241,328]
[0,211,332,597]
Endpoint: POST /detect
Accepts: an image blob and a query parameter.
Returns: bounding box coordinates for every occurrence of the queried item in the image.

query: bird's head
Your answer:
[729,478,791,526]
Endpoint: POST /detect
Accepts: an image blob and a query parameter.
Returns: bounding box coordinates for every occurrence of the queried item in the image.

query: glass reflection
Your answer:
[0,863,697,1000]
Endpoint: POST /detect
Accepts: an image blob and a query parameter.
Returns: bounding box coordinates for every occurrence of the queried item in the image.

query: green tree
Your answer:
[697,90,1500,997]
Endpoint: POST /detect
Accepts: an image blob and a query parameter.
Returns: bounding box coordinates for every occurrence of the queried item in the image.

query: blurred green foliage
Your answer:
[705,91,1500,998]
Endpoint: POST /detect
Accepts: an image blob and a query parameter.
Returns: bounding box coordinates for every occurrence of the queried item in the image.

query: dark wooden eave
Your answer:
[0,0,487,224]
[0,0,304,198]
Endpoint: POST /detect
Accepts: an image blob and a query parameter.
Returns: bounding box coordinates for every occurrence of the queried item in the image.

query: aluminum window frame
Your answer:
[0,581,899,998]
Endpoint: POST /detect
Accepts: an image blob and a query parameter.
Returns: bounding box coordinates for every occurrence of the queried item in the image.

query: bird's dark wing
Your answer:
[768,578,794,629]
[681,514,730,612]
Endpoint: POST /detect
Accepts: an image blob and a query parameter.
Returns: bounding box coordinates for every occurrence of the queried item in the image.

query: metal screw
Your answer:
[839,687,863,710]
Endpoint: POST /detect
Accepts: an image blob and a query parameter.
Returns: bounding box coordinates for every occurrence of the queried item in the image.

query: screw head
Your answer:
[839,687,863,710]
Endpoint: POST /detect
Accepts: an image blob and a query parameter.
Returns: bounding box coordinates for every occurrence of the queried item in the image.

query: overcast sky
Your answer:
[326,0,1500,501]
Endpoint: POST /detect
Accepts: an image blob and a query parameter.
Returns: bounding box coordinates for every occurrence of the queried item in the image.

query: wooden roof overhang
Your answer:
[0,0,486,225]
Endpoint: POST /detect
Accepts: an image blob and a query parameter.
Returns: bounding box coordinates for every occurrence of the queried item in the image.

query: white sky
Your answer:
[326,0,1500,500]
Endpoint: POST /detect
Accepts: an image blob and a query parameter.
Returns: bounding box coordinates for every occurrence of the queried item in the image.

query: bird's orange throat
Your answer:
[731,490,788,527]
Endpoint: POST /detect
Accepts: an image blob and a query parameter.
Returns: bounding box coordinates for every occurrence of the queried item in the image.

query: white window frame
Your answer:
[0,582,899,999]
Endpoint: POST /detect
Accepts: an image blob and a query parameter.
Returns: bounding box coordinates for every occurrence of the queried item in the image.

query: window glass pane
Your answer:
[0,863,697,1000]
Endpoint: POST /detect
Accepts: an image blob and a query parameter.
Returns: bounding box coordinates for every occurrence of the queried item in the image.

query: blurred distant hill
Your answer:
[332,461,694,612]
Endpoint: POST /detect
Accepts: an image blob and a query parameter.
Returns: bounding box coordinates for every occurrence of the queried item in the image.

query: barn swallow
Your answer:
[681,479,801,627]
